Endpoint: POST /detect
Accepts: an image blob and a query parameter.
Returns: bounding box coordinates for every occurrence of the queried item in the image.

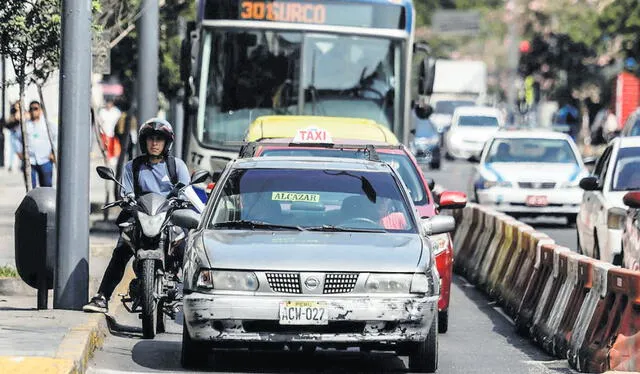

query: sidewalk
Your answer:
[0,149,132,373]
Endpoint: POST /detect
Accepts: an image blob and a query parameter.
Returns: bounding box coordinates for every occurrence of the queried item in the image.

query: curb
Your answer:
[4,265,135,373]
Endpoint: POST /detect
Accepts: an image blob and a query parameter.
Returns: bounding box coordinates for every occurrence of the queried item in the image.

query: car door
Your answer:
[578,146,612,255]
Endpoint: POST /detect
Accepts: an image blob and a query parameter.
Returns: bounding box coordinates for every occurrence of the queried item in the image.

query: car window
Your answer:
[631,120,640,137]
[594,146,612,183]
[485,138,578,164]
[457,115,499,127]
[259,148,429,205]
[208,168,416,233]
[611,147,640,191]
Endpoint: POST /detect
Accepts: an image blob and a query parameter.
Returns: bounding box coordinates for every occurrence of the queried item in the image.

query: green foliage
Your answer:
[0,265,18,278]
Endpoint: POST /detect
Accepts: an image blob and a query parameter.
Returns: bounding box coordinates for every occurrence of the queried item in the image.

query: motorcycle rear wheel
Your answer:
[141,259,158,339]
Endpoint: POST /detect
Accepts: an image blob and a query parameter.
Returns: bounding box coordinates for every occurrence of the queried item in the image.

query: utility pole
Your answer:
[54,0,91,309]
[506,0,521,121]
[137,0,159,124]
[1,56,5,120]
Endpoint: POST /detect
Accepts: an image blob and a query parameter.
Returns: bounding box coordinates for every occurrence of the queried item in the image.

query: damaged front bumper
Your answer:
[183,293,438,346]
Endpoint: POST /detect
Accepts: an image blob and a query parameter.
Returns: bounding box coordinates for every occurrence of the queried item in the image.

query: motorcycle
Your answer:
[96,166,208,339]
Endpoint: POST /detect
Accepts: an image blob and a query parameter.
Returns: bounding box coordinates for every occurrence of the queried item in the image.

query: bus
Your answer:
[180,0,434,174]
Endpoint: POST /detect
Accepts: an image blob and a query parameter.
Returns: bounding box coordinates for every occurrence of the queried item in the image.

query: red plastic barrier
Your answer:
[579,268,640,372]
[552,256,598,358]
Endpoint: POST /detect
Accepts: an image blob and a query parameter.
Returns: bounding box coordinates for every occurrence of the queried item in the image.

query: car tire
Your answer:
[438,309,449,333]
[566,214,577,227]
[408,315,438,373]
[613,245,623,266]
[445,151,454,161]
[181,319,210,369]
[430,160,441,170]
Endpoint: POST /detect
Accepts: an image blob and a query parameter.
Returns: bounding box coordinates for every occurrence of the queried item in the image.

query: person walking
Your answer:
[98,98,122,167]
[5,102,23,172]
[12,101,57,187]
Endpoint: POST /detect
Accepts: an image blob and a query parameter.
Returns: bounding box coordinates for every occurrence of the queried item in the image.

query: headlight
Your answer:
[137,211,167,237]
[197,270,259,291]
[430,233,449,255]
[410,273,433,294]
[607,208,627,230]
[365,274,412,293]
[483,180,512,188]
[561,170,588,188]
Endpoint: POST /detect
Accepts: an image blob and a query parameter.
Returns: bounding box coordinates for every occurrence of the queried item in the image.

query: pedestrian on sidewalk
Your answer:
[5,102,23,172]
[98,98,122,168]
[12,101,57,187]
[83,118,190,313]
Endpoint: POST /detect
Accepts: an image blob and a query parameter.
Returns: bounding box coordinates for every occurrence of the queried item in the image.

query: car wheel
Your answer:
[430,160,441,170]
[408,315,438,373]
[181,319,210,369]
[566,214,577,227]
[445,151,454,161]
[613,245,623,266]
[438,309,449,333]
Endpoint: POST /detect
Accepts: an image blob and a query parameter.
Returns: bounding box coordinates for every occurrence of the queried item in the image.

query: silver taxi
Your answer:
[180,157,452,372]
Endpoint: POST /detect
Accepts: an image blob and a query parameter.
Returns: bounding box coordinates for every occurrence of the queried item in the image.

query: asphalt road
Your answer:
[87,158,579,374]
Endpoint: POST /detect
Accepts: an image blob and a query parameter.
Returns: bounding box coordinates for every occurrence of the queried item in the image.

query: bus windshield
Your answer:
[196,29,401,149]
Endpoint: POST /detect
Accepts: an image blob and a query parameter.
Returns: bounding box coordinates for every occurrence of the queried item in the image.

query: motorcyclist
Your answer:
[83,118,191,313]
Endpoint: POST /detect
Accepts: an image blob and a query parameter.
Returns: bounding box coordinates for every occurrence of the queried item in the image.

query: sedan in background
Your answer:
[470,130,589,225]
[622,191,640,270]
[445,106,503,160]
[429,99,475,134]
[578,136,640,264]
[410,117,441,169]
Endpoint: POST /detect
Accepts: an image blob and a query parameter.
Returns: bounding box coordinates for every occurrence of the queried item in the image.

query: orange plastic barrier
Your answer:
[567,261,615,371]
[579,268,640,372]
[552,255,598,358]
[530,245,570,346]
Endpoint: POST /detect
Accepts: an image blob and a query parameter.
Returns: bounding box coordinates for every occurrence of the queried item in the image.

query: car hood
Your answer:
[451,127,498,142]
[481,162,585,183]
[201,230,424,272]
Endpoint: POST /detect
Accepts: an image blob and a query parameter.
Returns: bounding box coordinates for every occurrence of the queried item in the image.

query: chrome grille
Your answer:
[266,272,301,293]
[323,273,359,294]
[518,182,556,189]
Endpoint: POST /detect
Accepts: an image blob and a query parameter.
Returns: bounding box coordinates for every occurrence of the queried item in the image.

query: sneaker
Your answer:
[83,294,108,313]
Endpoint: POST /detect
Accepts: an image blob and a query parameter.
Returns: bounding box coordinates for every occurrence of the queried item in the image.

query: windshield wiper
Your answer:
[306,225,386,233]
[213,220,304,231]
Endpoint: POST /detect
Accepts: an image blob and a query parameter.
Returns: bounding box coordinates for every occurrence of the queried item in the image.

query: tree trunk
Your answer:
[36,83,57,164]
[19,84,33,192]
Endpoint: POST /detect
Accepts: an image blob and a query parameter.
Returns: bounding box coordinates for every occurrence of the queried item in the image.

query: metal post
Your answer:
[1,55,5,119]
[54,0,91,309]
[505,0,521,122]
[173,90,185,158]
[137,0,159,124]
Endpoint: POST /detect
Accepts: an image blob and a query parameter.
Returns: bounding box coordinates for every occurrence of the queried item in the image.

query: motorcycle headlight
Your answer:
[430,233,450,255]
[607,208,627,230]
[197,270,259,291]
[137,211,167,237]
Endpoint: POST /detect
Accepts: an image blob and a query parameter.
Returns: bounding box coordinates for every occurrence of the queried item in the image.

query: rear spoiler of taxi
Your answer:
[238,141,405,162]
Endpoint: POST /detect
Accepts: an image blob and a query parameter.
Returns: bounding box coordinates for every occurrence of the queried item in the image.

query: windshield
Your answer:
[259,148,428,205]
[458,115,499,127]
[434,100,475,115]
[197,29,402,149]
[611,147,640,191]
[631,120,640,137]
[209,168,416,233]
[485,138,578,164]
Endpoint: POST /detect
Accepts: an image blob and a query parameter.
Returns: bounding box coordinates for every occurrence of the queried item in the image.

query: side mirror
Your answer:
[623,191,640,209]
[468,155,480,163]
[425,178,435,191]
[96,166,117,182]
[418,57,436,96]
[171,209,201,230]
[582,156,597,166]
[439,191,467,209]
[190,169,210,185]
[579,176,600,191]
[421,215,456,236]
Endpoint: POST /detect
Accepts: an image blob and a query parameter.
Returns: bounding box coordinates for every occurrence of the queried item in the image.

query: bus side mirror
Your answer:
[419,57,436,96]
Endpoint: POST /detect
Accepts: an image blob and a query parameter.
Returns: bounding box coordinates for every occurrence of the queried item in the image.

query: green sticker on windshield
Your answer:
[272,192,320,203]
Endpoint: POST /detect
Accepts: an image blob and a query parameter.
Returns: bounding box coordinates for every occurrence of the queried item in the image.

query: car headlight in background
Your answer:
[430,233,449,255]
[560,170,588,188]
[196,270,259,291]
[365,273,433,294]
[607,208,627,230]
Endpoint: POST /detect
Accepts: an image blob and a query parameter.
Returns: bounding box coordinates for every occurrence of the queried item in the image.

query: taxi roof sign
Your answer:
[292,127,333,144]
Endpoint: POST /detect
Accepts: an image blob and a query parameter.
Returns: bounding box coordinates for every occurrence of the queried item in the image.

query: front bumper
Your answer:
[448,143,483,159]
[183,293,438,344]
[477,187,582,215]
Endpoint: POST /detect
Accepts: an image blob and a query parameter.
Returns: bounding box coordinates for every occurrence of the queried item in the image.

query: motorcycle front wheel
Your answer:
[141,259,158,339]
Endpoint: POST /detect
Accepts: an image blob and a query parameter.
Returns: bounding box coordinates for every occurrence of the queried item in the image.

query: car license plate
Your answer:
[526,195,548,207]
[279,301,328,325]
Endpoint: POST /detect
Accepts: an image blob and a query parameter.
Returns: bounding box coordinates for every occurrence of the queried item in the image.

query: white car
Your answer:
[429,99,475,133]
[469,130,589,225]
[445,106,503,160]
[577,136,640,264]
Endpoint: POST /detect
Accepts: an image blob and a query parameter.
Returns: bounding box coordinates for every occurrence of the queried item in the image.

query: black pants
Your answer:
[97,239,133,300]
